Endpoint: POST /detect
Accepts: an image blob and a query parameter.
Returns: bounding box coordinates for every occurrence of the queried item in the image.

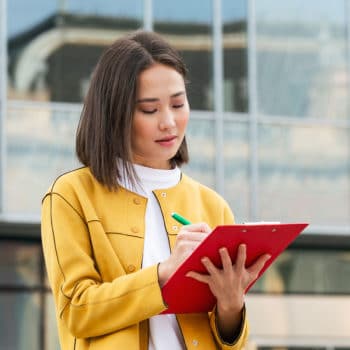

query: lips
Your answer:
[156,135,177,142]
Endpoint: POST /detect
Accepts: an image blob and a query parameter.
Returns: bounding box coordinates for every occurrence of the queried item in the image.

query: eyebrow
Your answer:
[136,91,185,103]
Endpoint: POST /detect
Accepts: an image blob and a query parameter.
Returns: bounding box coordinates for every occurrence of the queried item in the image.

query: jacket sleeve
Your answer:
[208,201,250,349]
[209,306,249,350]
[41,192,167,339]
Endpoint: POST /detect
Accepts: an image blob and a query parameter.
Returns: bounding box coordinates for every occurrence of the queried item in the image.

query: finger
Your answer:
[201,257,218,275]
[219,247,233,272]
[247,253,271,279]
[183,222,211,233]
[174,240,202,255]
[235,244,247,272]
[186,271,210,284]
[176,231,208,243]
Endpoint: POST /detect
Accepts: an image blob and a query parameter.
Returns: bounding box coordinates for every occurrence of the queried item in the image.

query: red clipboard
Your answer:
[161,222,308,314]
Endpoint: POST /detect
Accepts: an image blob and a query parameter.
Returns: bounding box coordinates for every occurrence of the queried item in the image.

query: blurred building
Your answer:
[0,0,349,349]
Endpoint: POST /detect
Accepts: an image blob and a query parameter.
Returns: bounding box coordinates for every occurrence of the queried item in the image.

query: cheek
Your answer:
[132,117,154,142]
[177,109,190,131]
[131,119,145,148]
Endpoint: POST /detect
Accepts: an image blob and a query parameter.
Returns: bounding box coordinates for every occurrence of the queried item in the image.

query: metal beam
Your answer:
[345,0,350,224]
[143,0,153,31]
[247,0,259,220]
[0,0,7,215]
[213,0,224,195]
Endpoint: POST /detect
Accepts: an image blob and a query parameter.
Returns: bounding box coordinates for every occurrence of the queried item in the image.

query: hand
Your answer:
[158,223,211,286]
[186,244,271,341]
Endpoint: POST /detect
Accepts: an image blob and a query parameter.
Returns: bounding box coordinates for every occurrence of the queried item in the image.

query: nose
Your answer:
[159,110,176,130]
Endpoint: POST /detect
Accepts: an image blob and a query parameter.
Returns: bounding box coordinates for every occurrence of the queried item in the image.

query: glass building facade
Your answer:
[0,0,349,349]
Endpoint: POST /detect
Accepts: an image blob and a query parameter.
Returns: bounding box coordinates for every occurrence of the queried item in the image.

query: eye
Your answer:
[142,109,157,114]
[173,104,184,109]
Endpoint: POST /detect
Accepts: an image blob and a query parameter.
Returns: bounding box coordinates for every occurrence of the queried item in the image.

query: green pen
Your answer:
[171,212,192,225]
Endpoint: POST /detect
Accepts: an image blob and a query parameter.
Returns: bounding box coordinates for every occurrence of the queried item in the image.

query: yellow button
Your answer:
[192,339,199,346]
[127,264,136,272]
[172,225,178,231]
[131,226,139,233]
[161,192,167,197]
[133,198,141,205]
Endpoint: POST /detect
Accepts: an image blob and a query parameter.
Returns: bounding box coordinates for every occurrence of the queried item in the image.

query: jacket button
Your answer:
[192,339,198,346]
[161,192,167,197]
[133,198,141,205]
[172,225,178,231]
[127,264,136,272]
[131,226,139,233]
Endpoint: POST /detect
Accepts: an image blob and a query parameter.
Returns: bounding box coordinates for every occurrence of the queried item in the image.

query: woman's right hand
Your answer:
[158,223,211,286]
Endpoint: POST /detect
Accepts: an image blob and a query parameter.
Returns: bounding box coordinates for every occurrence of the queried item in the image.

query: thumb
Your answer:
[247,254,271,281]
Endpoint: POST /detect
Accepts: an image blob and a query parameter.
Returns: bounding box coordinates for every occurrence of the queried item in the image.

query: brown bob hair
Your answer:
[76,30,189,190]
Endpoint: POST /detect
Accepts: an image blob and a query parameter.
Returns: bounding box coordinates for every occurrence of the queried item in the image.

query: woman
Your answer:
[41,30,270,350]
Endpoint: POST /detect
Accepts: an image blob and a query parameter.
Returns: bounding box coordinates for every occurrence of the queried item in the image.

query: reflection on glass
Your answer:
[258,124,350,226]
[183,115,215,188]
[6,104,80,214]
[222,0,248,112]
[0,241,40,286]
[0,292,40,350]
[256,0,348,119]
[223,121,249,222]
[7,0,56,38]
[67,0,142,19]
[153,0,213,110]
[251,249,350,294]
[7,0,142,103]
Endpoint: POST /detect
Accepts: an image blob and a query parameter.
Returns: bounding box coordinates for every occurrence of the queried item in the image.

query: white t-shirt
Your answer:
[119,163,185,350]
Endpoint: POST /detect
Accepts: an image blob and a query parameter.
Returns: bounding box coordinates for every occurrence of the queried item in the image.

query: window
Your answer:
[154,0,214,111]
[0,236,49,349]
[255,0,348,119]
[7,0,143,103]
[251,234,350,294]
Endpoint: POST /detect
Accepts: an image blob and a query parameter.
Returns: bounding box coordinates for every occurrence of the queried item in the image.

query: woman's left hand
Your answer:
[186,244,271,342]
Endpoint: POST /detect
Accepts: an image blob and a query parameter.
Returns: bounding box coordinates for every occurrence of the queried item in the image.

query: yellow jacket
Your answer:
[41,167,249,350]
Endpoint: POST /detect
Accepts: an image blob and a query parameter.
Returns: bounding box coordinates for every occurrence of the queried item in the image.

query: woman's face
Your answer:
[131,63,189,169]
